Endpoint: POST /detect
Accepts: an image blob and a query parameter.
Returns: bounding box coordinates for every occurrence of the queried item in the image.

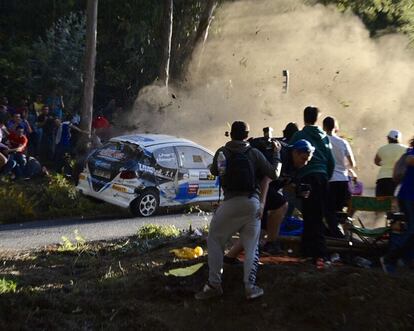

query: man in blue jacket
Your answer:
[289,106,335,266]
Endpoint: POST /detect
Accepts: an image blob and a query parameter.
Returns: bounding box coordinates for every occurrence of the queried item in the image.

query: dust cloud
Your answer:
[123,0,414,186]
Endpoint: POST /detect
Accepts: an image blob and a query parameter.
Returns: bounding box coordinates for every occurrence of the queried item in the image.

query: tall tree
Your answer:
[159,0,174,90]
[80,0,98,138]
[173,0,218,80]
[190,0,218,62]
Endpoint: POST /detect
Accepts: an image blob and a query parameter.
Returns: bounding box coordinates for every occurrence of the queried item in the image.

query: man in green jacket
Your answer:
[289,106,335,266]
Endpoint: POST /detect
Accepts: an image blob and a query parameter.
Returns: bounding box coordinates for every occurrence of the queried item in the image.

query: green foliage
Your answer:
[319,0,414,43]
[136,224,180,240]
[0,0,214,106]
[0,174,125,224]
[0,184,36,222]
[58,230,86,252]
[0,278,17,294]
[30,12,86,111]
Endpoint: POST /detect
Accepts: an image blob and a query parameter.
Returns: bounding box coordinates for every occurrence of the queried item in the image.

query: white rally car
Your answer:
[77,134,220,216]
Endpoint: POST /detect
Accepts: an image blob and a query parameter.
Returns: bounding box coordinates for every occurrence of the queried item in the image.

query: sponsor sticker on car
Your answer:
[188,184,199,195]
[112,184,128,193]
[198,189,213,196]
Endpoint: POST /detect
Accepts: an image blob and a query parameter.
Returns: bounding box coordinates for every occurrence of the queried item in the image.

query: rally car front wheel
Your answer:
[130,189,160,217]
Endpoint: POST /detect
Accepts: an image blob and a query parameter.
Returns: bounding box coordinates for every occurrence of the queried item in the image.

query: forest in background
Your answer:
[1,0,413,112]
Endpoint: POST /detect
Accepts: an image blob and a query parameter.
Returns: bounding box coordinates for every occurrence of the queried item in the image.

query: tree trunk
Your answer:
[175,0,217,80]
[159,0,173,90]
[80,0,98,139]
[193,0,218,51]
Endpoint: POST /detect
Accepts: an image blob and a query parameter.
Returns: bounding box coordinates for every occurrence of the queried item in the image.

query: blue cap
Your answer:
[290,139,315,153]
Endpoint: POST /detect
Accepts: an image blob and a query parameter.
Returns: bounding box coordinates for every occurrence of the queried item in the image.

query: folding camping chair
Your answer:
[344,196,395,255]
[348,195,394,227]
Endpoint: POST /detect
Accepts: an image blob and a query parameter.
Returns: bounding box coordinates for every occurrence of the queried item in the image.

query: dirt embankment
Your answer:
[1,235,414,331]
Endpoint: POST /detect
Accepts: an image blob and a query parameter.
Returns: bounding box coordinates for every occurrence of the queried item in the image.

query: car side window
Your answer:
[153,146,178,169]
[176,146,213,169]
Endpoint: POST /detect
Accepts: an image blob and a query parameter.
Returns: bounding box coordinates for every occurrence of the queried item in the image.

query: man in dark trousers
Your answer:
[289,106,335,266]
[195,121,282,300]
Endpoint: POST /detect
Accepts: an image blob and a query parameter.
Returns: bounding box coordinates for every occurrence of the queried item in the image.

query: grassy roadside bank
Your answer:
[0,174,127,224]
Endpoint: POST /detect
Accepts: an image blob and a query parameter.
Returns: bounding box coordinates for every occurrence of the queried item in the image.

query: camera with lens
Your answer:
[248,127,286,163]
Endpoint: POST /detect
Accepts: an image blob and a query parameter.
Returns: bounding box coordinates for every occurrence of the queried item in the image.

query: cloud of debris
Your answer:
[125,0,414,186]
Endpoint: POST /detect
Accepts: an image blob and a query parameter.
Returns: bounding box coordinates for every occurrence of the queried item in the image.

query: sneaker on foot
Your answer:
[245,285,264,300]
[223,255,242,265]
[195,283,223,300]
[380,256,396,274]
[261,241,283,256]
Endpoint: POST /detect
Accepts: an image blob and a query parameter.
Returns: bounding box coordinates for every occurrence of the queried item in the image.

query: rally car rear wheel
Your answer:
[130,189,160,217]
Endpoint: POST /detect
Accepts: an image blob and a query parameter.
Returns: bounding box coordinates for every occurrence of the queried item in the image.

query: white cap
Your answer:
[387,129,402,141]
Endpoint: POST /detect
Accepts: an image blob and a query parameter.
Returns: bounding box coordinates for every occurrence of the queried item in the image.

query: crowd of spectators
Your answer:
[0,93,120,181]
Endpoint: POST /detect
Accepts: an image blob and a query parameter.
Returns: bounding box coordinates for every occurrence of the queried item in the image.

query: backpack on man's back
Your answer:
[220,147,256,193]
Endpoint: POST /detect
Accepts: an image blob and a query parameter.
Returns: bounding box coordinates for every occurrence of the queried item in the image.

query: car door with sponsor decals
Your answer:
[152,146,180,204]
[175,146,218,202]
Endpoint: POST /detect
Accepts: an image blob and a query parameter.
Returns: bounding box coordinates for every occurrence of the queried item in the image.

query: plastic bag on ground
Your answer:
[170,246,204,259]
[164,263,204,277]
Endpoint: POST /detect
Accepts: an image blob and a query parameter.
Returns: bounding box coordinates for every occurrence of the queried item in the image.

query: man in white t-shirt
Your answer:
[323,116,356,238]
[374,130,407,197]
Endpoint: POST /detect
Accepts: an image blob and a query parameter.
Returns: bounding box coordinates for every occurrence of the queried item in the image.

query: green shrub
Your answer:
[136,224,180,240]
[0,185,35,222]
[0,278,17,294]
[58,230,87,252]
[0,174,126,224]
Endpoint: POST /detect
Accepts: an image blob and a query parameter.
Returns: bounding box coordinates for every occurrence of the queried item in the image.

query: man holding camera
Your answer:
[248,127,314,254]
[195,121,282,300]
[224,138,315,261]
[289,106,335,266]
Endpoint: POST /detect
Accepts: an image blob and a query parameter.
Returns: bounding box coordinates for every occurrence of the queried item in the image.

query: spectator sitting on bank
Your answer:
[0,141,15,178]
[0,118,9,143]
[6,125,29,179]
[7,112,32,135]
[374,129,407,197]
[23,156,49,179]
